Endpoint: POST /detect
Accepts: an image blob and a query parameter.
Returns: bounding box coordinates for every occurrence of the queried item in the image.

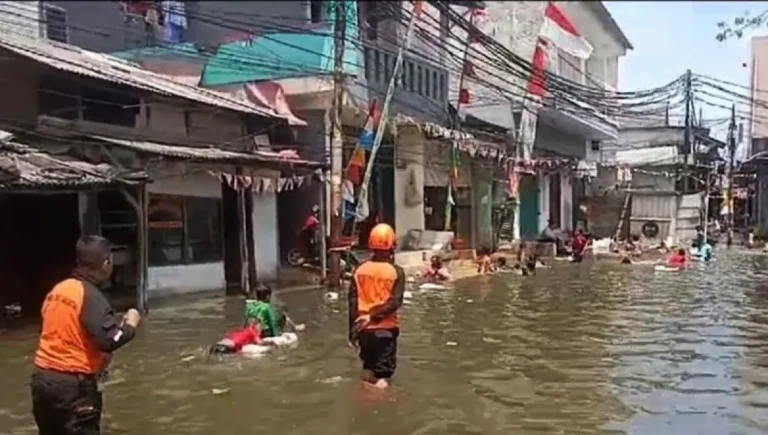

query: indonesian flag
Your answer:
[540,3,593,59]
[358,99,379,151]
[527,41,548,97]
[413,0,424,17]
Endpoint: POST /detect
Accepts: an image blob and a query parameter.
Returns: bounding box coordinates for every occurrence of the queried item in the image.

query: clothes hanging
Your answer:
[162,0,187,43]
[162,1,188,28]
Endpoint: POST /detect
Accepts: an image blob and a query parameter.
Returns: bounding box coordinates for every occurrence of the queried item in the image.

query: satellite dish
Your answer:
[641,221,659,238]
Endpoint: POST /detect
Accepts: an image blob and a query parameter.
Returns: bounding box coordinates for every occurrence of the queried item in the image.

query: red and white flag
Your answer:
[518,4,591,160]
[539,3,593,60]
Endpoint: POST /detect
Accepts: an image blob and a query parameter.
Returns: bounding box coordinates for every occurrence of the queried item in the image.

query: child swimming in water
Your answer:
[666,248,688,269]
[245,284,302,338]
[209,318,262,354]
[476,247,493,274]
[421,255,452,282]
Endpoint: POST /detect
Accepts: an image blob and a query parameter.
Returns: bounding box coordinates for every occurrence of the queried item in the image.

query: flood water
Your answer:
[3,251,768,434]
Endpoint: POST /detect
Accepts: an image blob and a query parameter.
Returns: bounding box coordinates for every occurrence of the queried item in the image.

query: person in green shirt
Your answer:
[244,284,292,338]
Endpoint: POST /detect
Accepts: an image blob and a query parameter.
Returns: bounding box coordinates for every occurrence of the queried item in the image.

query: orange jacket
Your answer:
[34,278,136,375]
[348,260,406,337]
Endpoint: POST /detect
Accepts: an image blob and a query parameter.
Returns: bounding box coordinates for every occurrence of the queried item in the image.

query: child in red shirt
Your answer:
[210,319,263,354]
[666,248,688,268]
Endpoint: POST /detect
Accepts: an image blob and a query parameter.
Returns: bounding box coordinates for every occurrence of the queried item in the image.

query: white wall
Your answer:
[539,174,551,231]
[251,169,280,282]
[394,125,425,245]
[147,170,226,297]
[561,174,574,231]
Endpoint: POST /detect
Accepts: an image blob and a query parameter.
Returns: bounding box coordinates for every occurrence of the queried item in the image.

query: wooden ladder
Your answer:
[614,191,632,240]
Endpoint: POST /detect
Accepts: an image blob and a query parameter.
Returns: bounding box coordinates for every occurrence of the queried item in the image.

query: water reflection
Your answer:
[1,252,768,433]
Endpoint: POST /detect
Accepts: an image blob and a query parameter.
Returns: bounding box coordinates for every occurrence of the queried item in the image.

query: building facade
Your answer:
[457,1,632,240]
[0,27,323,312]
[749,37,768,230]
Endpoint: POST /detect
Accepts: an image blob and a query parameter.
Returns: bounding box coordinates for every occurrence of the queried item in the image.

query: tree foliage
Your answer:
[716,10,768,41]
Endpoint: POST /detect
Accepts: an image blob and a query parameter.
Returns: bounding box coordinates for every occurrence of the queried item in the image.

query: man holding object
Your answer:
[31,235,141,435]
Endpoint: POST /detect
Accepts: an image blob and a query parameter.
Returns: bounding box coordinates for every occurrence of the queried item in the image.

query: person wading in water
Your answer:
[348,223,406,389]
[31,235,141,435]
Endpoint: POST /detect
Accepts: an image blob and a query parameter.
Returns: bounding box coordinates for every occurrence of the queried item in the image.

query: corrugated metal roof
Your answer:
[91,136,326,171]
[0,30,290,121]
[0,134,148,190]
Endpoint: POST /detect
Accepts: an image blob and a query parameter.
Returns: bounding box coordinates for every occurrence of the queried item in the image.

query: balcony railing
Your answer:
[363,46,450,104]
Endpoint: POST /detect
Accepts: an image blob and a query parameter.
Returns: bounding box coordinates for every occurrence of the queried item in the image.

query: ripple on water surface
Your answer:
[2,251,768,434]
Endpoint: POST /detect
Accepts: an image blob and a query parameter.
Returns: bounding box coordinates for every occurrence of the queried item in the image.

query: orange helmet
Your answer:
[368,223,396,251]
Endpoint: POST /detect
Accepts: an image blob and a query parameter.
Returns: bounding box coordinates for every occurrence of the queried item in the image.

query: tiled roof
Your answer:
[0,30,290,121]
[0,134,148,190]
[91,136,326,172]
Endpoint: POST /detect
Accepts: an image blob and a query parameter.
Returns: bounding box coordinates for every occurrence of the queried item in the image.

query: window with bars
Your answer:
[148,195,223,266]
[309,0,324,23]
[417,66,423,95]
[43,4,68,43]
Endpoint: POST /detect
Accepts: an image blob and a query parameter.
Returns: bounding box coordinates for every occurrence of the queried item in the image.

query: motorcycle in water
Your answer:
[287,230,359,275]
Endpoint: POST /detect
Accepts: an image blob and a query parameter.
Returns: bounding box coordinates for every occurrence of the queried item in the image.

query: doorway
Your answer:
[519,174,540,239]
[0,194,80,320]
[548,173,561,228]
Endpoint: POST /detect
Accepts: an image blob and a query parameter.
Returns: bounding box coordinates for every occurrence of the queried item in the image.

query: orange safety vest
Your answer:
[353,261,399,330]
[34,278,105,375]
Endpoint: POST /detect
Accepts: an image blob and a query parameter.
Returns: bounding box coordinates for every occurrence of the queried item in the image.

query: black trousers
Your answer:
[358,328,399,379]
[31,370,102,435]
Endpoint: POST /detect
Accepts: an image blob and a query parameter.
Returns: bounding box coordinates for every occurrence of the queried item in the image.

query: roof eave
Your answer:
[589,2,633,51]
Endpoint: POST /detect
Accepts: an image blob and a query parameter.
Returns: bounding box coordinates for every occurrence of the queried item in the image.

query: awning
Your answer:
[0,134,148,192]
[0,30,293,122]
[611,145,679,167]
[539,106,618,141]
[117,61,307,126]
[90,136,326,173]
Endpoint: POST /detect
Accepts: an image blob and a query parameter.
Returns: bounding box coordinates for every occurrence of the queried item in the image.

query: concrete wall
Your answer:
[751,37,768,141]
[251,169,281,282]
[394,124,425,246]
[135,97,248,148]
[558,2,629,88]
[0,56,40,127]
[146,171,226,296]
[534,123,588,159]
[561,174,574,231]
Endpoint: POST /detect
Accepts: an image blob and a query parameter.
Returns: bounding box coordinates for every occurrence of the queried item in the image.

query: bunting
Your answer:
[214,171,315,193]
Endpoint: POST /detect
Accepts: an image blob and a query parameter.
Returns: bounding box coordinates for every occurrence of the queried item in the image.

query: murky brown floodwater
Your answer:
[3,250,768,434]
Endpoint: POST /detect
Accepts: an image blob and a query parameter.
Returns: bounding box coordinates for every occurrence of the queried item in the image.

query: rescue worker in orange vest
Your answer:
[348,223,406,389]
[31,235,141,435]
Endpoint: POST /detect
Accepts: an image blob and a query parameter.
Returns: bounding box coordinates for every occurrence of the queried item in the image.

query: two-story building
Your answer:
[450,1,632,240]
[0,27,324,313]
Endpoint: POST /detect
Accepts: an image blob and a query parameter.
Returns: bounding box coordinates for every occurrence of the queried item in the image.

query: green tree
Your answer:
[717,10,768,41]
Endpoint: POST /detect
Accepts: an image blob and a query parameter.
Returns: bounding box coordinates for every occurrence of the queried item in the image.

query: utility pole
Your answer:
[682,69,692,194]
[726,103,736,247]
[328,0,346,288]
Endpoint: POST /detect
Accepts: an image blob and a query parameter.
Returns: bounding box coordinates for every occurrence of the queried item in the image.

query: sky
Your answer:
[605,1,767,150]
